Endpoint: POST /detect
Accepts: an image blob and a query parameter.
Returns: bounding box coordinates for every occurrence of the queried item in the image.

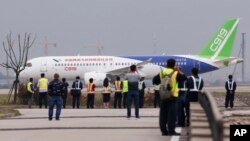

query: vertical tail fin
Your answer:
[198,19,239,60]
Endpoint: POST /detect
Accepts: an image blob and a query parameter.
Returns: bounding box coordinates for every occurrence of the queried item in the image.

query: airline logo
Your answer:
[64,58,113,62]
[210,28,228,52]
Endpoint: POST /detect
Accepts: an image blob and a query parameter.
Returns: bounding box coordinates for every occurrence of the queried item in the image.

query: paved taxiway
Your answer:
[0,108,182,141]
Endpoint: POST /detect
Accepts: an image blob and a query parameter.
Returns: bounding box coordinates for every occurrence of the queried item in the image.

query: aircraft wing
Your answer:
[106,58,152,76]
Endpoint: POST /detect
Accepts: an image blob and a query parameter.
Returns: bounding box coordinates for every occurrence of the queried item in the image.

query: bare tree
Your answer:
[0,33,35,103]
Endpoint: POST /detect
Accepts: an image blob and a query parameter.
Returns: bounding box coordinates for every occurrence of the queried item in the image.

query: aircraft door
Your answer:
[40,59,47,72]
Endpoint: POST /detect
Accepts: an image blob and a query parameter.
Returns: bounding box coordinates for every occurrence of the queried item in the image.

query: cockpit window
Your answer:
[26,63,32,67]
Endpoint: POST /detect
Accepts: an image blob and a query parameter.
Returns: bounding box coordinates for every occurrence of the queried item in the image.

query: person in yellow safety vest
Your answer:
[102,77,111,108]
[87,78,96,109]
[27,77,35,108]
[37,73,49,109]
[154,59,181,136]
[122,79,128,108]
[114,76,122,108]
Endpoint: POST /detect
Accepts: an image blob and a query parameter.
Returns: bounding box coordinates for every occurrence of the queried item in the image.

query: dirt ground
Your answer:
[213,93,250,125]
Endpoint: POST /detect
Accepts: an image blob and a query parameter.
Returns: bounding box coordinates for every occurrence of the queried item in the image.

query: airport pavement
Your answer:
[0,108,183,141]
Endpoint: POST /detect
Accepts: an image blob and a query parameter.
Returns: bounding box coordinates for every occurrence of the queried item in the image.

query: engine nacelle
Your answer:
[84,72,107,86]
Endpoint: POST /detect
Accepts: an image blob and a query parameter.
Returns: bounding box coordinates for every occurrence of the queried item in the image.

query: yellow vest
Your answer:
[122,80,128,93]
[161,68,179,97]
[38,78,48,91]
[115,81,122,92]
[27,82,34,94]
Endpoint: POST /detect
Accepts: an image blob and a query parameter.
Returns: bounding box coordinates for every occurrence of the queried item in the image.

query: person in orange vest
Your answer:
[37,73,49,108]
[102,77,111,108]
[87,78,96,109]
[114,76,122,108]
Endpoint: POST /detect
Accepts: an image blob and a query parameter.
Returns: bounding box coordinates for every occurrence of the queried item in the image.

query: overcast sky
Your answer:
[0,0,249,82]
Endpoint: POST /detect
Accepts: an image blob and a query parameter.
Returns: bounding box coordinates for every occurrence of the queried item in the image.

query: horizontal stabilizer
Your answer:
[213,57,243,67]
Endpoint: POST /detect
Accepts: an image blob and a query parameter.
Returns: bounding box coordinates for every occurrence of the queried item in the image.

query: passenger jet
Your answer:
[20,19,243,86]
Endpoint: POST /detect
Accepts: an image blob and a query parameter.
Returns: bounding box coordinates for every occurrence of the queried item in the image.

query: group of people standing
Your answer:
[25,58,237,131]
[26,73,69,120]
[152,59,204,135]
[25,66,146,120]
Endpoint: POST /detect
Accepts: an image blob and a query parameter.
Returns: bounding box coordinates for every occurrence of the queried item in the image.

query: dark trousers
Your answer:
[154,90,160,108]
[48,96,62,120]
[139,90,144,108]
[27,93,33,108]
[39,92,47,108]
[189,91,198,102]
[72,93,80,108]
[114,92,122,108]
[123,92,127,108]
[225,92,235,108]
[177,91,186,127]
[87,94,95,109]
[127,90,139,118]
[186,92,199,126]
[159,98,177,134]
[186,97,190,126]
[62,94,67,108]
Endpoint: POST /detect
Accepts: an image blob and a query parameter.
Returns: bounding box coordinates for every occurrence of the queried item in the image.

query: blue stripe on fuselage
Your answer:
[121,56,218,76]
